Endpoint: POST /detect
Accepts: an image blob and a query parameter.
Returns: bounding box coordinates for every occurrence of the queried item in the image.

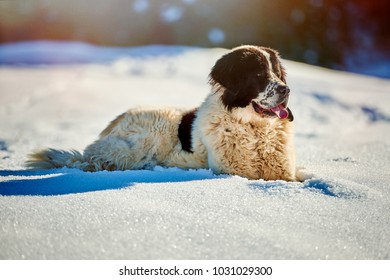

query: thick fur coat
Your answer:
[27,45,297,181]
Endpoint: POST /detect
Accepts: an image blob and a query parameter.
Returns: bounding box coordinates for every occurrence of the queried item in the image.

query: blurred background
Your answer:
[0,0,389,78]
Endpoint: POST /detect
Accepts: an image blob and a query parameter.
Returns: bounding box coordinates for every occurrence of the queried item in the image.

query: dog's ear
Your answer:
[209,53,236,90]
[209,46,265,90]
[209,53,255,110]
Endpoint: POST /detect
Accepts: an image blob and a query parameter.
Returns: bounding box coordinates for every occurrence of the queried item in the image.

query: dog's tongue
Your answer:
[270,105,289,119]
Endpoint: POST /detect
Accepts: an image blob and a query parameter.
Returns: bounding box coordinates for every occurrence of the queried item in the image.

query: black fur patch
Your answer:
[178,109,197,153]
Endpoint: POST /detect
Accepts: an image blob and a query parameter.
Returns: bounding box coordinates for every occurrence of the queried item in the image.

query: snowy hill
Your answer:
[0,42,389,259]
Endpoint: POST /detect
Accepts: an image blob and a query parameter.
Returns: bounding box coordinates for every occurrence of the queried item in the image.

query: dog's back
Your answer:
[27,108,207,171]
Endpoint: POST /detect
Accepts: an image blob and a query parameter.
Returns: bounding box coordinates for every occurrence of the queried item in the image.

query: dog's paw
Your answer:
[295,166,313,182]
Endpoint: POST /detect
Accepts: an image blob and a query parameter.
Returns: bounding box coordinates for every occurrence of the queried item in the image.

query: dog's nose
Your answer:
[277,85,290,95]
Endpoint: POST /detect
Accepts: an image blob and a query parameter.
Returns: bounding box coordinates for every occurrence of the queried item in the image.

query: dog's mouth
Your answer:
[252,101,289,119]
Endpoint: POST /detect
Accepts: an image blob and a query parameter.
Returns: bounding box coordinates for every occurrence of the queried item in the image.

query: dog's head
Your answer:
[209,45,293,121]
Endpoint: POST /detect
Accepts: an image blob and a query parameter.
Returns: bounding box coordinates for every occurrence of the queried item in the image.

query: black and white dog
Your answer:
[27,45,297,181]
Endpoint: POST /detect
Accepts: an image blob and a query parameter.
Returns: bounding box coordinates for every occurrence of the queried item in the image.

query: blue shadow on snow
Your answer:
[249,179,346,198]
[311,92,390,123]
[0,168,217,196]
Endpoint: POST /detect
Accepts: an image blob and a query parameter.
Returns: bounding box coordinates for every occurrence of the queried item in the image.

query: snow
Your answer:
[0,41,390,260]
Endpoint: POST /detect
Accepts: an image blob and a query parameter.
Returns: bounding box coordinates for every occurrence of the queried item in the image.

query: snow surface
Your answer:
[0,42,390,260]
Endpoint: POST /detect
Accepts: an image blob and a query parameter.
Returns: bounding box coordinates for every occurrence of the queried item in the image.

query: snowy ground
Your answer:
[0,42,389,260]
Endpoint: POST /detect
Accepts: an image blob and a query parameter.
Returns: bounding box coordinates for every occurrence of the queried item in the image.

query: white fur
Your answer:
[193,92,296,180]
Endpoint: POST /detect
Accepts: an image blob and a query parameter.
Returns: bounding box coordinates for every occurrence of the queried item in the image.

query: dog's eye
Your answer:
[256,73,264,77]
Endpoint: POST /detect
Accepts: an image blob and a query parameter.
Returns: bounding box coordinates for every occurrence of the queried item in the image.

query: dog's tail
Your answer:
[26,148,89,170]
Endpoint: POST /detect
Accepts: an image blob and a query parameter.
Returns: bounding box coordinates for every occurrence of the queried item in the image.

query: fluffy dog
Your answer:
[27,45,297,181]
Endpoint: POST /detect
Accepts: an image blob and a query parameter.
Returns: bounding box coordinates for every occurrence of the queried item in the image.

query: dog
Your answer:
[27,45,297,181]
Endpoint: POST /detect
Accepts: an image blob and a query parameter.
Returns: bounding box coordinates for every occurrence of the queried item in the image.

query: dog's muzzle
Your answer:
[253,82,291,120]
